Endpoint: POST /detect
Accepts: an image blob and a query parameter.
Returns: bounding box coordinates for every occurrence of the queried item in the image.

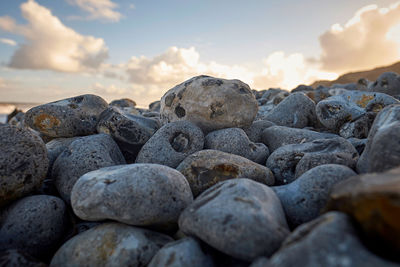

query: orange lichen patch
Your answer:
[34,113,61,131]
[356,94,374,108]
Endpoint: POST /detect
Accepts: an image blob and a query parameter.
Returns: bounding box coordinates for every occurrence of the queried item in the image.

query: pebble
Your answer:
[97,106,160,162]
[136,121,204,168]
[273,164,356,227]
[25,94,108,138]
[205,128,269,164]
[0,195,68,259]
[160,75,258,133]
[179,178,289,261]
[176,149,274,196]
[71,163,193,229]
[148,237,214,267]
[0,124,48,207]
[243,119,275,143]
[368,72,400,96]
[109,98,136,108]
[50,222,173,267]
[52,133,126,204]
[266,137,358,184]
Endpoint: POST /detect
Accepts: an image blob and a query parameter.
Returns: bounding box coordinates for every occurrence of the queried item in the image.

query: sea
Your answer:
[0,102,40,123]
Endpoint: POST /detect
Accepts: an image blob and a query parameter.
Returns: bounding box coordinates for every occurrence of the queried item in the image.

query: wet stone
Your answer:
[176,149,274,196]
[25,94,108,138]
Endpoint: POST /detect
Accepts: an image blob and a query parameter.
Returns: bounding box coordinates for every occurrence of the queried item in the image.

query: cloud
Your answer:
[67,0,122,22]
[92,82,127,95]
[320,2,400,73]
[0,38,16,46]
[0,0,109,72]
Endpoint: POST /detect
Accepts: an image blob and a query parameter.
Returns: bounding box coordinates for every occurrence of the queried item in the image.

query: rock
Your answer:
[348,137,367,155]
[258,88,289,106]
[263,93,317,128]
[97,106,160,163]
[266,212,398,267]
[262,126,337,152]
[25,94,108,138]
[305,86,332,103]
[176,149,274,196]
[326,167,400,258]
[136,121,204,168]
[6,108,23,123]
[205,128,269,164]
[148,237,214,267]
[369,72,400,96]
[250,257,270,267]
[160,75,258,133]
[243,120,275,143]
[8,111,25,127]
[0,124,48,207]
[0,195,68,259]
[109,98,136,108]
[149,100,161,112]
[357,104,400,173]
[316,91,398,131]
[291,84,314,93]
[46,137,80,173]
[50,223,173,267]
[0,250,46,267]
[273,164,356,227]
[179,178,289,261]
[339,112,376,139]
[71,163,193,229]
[266,137,358,184]
[52,133,126,204]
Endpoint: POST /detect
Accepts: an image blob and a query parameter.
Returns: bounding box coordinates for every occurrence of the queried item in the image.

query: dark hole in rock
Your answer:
[175,105,186,118]
[170,132,190,152]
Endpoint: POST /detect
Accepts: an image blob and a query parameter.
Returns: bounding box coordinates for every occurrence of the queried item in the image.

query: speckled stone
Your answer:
[243,120,275,143]
[160,75,258,133]
[176,149,274,196]
[179,178,289,261]
[0,124,48,207]
[50,223,173,267]
[71,164,193,228]
[25,94,108,137]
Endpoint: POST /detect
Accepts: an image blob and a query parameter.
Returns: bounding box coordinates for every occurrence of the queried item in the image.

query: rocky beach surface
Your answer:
[1,73,400,266]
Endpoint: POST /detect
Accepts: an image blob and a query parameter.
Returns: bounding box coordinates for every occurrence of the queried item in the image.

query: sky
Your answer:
[0,0,400,107]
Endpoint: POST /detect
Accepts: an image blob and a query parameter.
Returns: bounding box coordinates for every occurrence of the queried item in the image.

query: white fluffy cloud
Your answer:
[0,0,109,72]
[320,2,400,73]
[67,0,122,22]
[0,38,16,46]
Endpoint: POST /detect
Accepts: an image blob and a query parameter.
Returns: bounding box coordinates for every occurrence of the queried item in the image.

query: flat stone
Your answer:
[0,195,68,259]
[176,149,274,196]
[266,137,358,185]
[71,163,193,228]
[50,223,173,267]
[136,121,204,168]
[266,212,398,267]
[52,133,126,204]
[0,125,48,207]
[205,128,269,164]
[160,75,258,133]
[326,167,400,258]
[148,237,214,267]
[262,126,337,152]
[25,94,108,137]
[179,178,289,261]
[273,164,356,227]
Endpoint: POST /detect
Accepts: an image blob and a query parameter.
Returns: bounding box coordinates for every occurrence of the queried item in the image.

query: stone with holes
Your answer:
[265,212,398,267]
[52,133,126,204]
[25,94,108,138]
[176,149,274,196]
[136,121,204,168]
[0,124,48,207]
[0,195,68,259]
[179,178,289,261]
[262,126,337,152]
[266,137,358,185]
[273,164,356,227]
[368,72,400,96]
[160,75,258,133]
[71,164,193,229]
[97,106,160,163]
[50,223,173,267]
[148,237,214,267]
[263,92,317,128]
[205,128,269,164]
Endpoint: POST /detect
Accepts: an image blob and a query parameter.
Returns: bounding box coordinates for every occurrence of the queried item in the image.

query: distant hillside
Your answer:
[311,61,400,88]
